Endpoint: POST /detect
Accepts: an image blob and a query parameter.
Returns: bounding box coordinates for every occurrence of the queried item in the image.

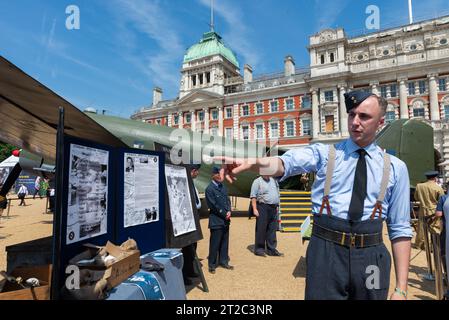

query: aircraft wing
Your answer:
[0,56,126,162]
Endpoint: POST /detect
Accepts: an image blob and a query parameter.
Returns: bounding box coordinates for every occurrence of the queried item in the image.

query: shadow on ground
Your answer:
[292,256,307,278]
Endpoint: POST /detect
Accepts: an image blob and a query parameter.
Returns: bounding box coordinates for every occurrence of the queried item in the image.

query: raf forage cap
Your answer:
[424,170,439,178]
[344,90,376,113]
[211,166,221,174]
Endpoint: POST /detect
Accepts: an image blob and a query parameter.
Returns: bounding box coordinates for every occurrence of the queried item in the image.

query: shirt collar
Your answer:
[212,180,222,188]
[345,138,378,158]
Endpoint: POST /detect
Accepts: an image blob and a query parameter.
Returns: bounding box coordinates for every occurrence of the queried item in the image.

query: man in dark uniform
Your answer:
[205,166,234,274]
[217,90,412,300]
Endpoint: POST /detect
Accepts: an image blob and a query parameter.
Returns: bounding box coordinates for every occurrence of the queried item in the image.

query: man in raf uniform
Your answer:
[205,166,234,274]
[250,175,283,257]
[414,170,444,250]
[217,90,412,300]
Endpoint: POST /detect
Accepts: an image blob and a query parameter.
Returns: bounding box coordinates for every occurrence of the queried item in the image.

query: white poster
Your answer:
[66,144,109,244]
[124,153,160,228]
[0,167,10,186]
[164,164,196,237]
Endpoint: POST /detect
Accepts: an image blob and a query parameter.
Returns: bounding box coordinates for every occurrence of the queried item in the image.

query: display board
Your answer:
[115,148,165,254]
[58,136,116,288]
[154,142,203,248]
[57,137,166,296]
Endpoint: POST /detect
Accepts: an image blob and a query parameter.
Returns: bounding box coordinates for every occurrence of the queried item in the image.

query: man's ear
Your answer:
[379,116,385,126]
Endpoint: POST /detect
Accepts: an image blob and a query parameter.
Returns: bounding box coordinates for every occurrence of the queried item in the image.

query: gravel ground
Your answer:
[0,197,439,300]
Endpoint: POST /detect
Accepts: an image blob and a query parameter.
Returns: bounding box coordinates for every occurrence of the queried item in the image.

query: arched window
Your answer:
[330,52,335,62]
[320,54,325,64]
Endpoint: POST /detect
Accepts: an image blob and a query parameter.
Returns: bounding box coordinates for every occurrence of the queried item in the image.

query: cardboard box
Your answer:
[69,240,141,291]
[0,265,51,300]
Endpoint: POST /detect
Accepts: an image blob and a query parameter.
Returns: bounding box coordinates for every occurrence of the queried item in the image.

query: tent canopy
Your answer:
[0,155,19,168]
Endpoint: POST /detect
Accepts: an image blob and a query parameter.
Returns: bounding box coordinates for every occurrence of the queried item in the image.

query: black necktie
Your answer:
[348,149,367,221]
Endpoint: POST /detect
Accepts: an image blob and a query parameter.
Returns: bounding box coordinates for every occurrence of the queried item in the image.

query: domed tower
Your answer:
[179,30,241,98]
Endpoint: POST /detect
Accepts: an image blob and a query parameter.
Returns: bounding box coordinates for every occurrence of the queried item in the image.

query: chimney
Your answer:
[284,55,295,77]
[244,64,253,84]
[152,87,162,107]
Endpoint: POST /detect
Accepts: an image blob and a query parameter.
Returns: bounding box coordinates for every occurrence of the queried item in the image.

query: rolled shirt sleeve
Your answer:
[250,179,259,199]
[386,160,414,240]
[278,144,323,182]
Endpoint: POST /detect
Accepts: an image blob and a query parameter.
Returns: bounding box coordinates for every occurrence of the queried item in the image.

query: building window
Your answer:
[385,111,396,123]
[301,95,311,109]
[285,120,295,137]
[390,84,397,97]
[173,114,179,125]
[408,82,415,95]
[185,113,191,123]
[256,103,263,114]
[413,108,425,117]
[324,90,334,102]
[439,78,446,92]
[320,54,325,64]
[206,72,211,84]
[225,128,233,138]
[211,109,218,120]
[242,125,249,140]
[242,105,249,116]
[301,119,311,136]
[285,99,294,111]
[380,86,388,98]
[445,105,449,119]
[225,107,233,119]
[198,111,204,122]
[255,124,264,139]
[270,101,278,112]
[191,75,196,87]
[418,80,426,94]
[330,52,335,63]
[211,127,218,136]
[325,115,334,133]
[270,122,279,138]
[199,74,204,85]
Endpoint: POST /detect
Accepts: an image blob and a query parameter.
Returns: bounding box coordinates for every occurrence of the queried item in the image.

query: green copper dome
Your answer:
[183,31,239,68]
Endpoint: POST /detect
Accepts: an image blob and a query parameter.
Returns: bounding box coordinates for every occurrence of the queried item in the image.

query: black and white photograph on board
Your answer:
[164,164,196,237]
[66,144,109,244]
[124,153,160,228]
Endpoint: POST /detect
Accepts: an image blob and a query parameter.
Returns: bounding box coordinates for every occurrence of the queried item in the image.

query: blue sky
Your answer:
[1,0,448,118]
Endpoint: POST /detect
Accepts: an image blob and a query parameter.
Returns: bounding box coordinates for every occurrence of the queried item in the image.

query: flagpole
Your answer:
[408,0,413,24]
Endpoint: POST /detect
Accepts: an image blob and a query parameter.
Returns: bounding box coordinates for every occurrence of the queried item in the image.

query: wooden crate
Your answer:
[0,265,51,300]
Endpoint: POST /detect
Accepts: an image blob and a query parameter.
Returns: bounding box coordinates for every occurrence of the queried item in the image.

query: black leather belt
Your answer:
[257,202,278,208]
[312,223,383,248]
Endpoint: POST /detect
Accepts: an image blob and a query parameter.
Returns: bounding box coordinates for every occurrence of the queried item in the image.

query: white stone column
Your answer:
[190,110,196,131]
[311,89,320,139]
[167,113,172,127]
[204,107,210,134]
[399,79,409,119]
[233,105,239,139]
[218,106,224,136]
[178,111,183,129]
[428,74,440,121]
[339,85,348,136]
[370,81,379,96]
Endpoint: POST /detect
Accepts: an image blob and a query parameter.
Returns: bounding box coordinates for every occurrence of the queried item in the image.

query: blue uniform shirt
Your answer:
[279,138,413,240]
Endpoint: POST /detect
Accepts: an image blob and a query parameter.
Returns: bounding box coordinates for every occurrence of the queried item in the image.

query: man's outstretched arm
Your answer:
[214,156,285,183]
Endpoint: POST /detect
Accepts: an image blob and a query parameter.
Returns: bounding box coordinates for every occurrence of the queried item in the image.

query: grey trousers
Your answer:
[305,214,391,300]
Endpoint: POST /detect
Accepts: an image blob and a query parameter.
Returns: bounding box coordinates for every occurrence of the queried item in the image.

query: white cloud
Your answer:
[198,0,261,68]
[110,0,185,93]
[313,0,350,31]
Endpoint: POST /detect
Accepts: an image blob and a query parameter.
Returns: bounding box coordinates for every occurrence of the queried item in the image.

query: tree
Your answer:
[0,142,18,163]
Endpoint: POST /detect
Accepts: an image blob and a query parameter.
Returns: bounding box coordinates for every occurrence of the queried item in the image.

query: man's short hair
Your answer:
[374,95,388,116]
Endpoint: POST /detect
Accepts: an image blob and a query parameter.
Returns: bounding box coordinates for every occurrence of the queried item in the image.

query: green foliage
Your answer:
[0,142,18,163]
